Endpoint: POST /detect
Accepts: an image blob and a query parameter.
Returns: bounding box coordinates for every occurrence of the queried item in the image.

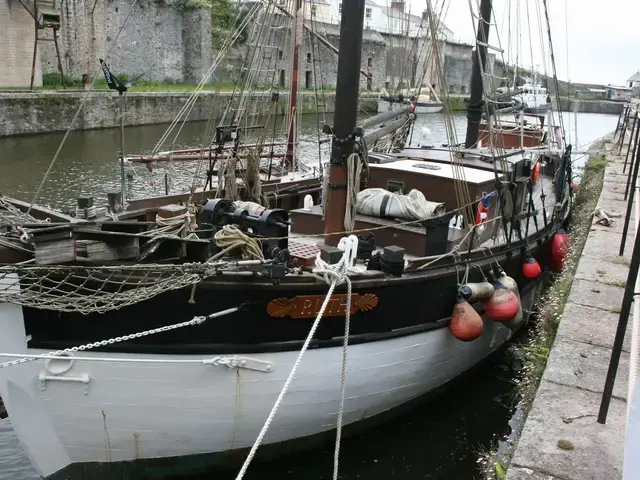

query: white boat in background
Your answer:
[378,94,444,114]
[378,87,444,115]
[514,83,550,114]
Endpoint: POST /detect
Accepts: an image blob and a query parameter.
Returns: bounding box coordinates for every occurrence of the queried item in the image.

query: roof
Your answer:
[628,71,640,82]
[607,85,634,91]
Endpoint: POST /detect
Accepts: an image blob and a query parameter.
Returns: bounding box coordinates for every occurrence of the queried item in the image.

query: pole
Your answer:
[53,27,66,90]
[599,215,640,423]
[285,0,302,171]
[323,0,366,246]
[621,132,640,255]
[464,0,492,148]
[624,111,639,173]
[119,92,126,207]
[30,0,39,91]
[624,117,640,201]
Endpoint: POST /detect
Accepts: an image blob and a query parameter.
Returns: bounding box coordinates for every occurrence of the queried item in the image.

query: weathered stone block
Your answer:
[510,380,625,480]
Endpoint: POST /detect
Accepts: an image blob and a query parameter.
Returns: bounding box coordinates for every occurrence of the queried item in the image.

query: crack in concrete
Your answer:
[510,462,576,480]
[545,378,627,402]
[556,335,631,354]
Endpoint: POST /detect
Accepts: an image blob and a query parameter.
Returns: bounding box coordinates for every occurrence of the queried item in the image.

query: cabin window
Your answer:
[365,7,372,19]
[367,57,372,68]
[387,179,406,194]
[307,52,312,63]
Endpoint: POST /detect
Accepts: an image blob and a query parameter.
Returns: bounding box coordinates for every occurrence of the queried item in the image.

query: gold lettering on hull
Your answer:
[267,294,379,319]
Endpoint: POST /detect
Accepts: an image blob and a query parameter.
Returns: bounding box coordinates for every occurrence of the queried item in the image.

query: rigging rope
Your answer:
[234,238,356,480]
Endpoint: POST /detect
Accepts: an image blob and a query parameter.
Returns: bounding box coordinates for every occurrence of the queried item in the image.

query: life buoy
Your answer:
[531,161,540,184]
[475,192,495,225]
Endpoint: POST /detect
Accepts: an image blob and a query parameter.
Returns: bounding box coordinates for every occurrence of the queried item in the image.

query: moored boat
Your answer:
[0,0,573,478]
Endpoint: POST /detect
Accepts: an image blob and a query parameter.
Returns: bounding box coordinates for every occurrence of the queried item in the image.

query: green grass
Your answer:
[604,278,626,288]
[557,439,575,451]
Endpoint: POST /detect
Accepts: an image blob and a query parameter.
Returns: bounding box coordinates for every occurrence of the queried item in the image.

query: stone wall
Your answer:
[39,0,212,83]
[0,0,42,88]
[0,91,378,137]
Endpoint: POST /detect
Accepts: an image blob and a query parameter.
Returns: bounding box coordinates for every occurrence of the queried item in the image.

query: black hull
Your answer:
[23,222,562,355]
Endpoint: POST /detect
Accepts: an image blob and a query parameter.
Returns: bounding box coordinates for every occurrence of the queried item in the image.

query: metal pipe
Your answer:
[621,140,640,255]
[624,110,640,174]
[119,92,126,207]
[599,205,640,423]
[323,0,365,246]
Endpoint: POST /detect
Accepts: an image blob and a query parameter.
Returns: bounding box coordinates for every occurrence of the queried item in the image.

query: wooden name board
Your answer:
[267,294,379,319]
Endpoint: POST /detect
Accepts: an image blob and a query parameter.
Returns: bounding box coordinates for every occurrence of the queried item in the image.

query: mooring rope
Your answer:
[234,237,357,480]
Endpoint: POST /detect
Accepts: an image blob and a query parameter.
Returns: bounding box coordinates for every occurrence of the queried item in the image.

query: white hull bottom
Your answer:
[377,100,444,114]
[0,287,537,478]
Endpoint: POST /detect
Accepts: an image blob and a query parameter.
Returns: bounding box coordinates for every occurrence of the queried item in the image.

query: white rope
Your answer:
[0,307,239,369]
[344,153,363,231]
[234,237,357,480]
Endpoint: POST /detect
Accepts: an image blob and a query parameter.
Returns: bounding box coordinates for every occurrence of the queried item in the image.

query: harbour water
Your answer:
[0,111,617,479]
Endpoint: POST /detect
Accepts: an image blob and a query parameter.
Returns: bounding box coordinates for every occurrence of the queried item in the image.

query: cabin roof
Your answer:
[368,159,496,185]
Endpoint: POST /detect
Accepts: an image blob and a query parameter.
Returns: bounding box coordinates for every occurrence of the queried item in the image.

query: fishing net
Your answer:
[0,263,224,315]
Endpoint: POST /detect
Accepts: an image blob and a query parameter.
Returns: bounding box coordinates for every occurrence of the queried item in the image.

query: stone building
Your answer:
[37,0,212,84]
[1,0,42,88]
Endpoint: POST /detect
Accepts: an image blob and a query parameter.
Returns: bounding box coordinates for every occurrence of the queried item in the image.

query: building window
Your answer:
[367,57,372,68]
[338,3,342,13]
[280,70,286,86]
[460,85,466,94]
[306,53,312,63]
[278,50,283,60]
[365,7,372,19]
[311,4,317,16]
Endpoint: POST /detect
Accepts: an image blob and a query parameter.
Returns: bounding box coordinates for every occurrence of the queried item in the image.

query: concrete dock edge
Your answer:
[506,139,631,480]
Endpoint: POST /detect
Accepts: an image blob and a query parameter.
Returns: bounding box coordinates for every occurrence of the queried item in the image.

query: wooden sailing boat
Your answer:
[0,0,573,478]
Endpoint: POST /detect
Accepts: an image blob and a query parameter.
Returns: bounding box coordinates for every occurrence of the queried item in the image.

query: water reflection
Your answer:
[0,112,614,211]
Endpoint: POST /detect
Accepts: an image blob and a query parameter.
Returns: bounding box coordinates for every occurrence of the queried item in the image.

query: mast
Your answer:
[323,0,366,246]
[464,0,492,148]
[285,0,303,171]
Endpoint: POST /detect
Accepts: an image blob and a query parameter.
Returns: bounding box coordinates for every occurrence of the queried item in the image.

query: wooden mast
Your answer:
[285,0,303,171]
[464,0,492,148]
[323,0,366,246]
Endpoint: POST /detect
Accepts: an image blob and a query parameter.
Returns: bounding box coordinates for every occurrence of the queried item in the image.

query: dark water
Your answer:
[0,111,617,480]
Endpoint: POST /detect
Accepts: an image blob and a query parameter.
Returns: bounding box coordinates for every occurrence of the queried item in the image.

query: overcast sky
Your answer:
[406,0,640,86]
